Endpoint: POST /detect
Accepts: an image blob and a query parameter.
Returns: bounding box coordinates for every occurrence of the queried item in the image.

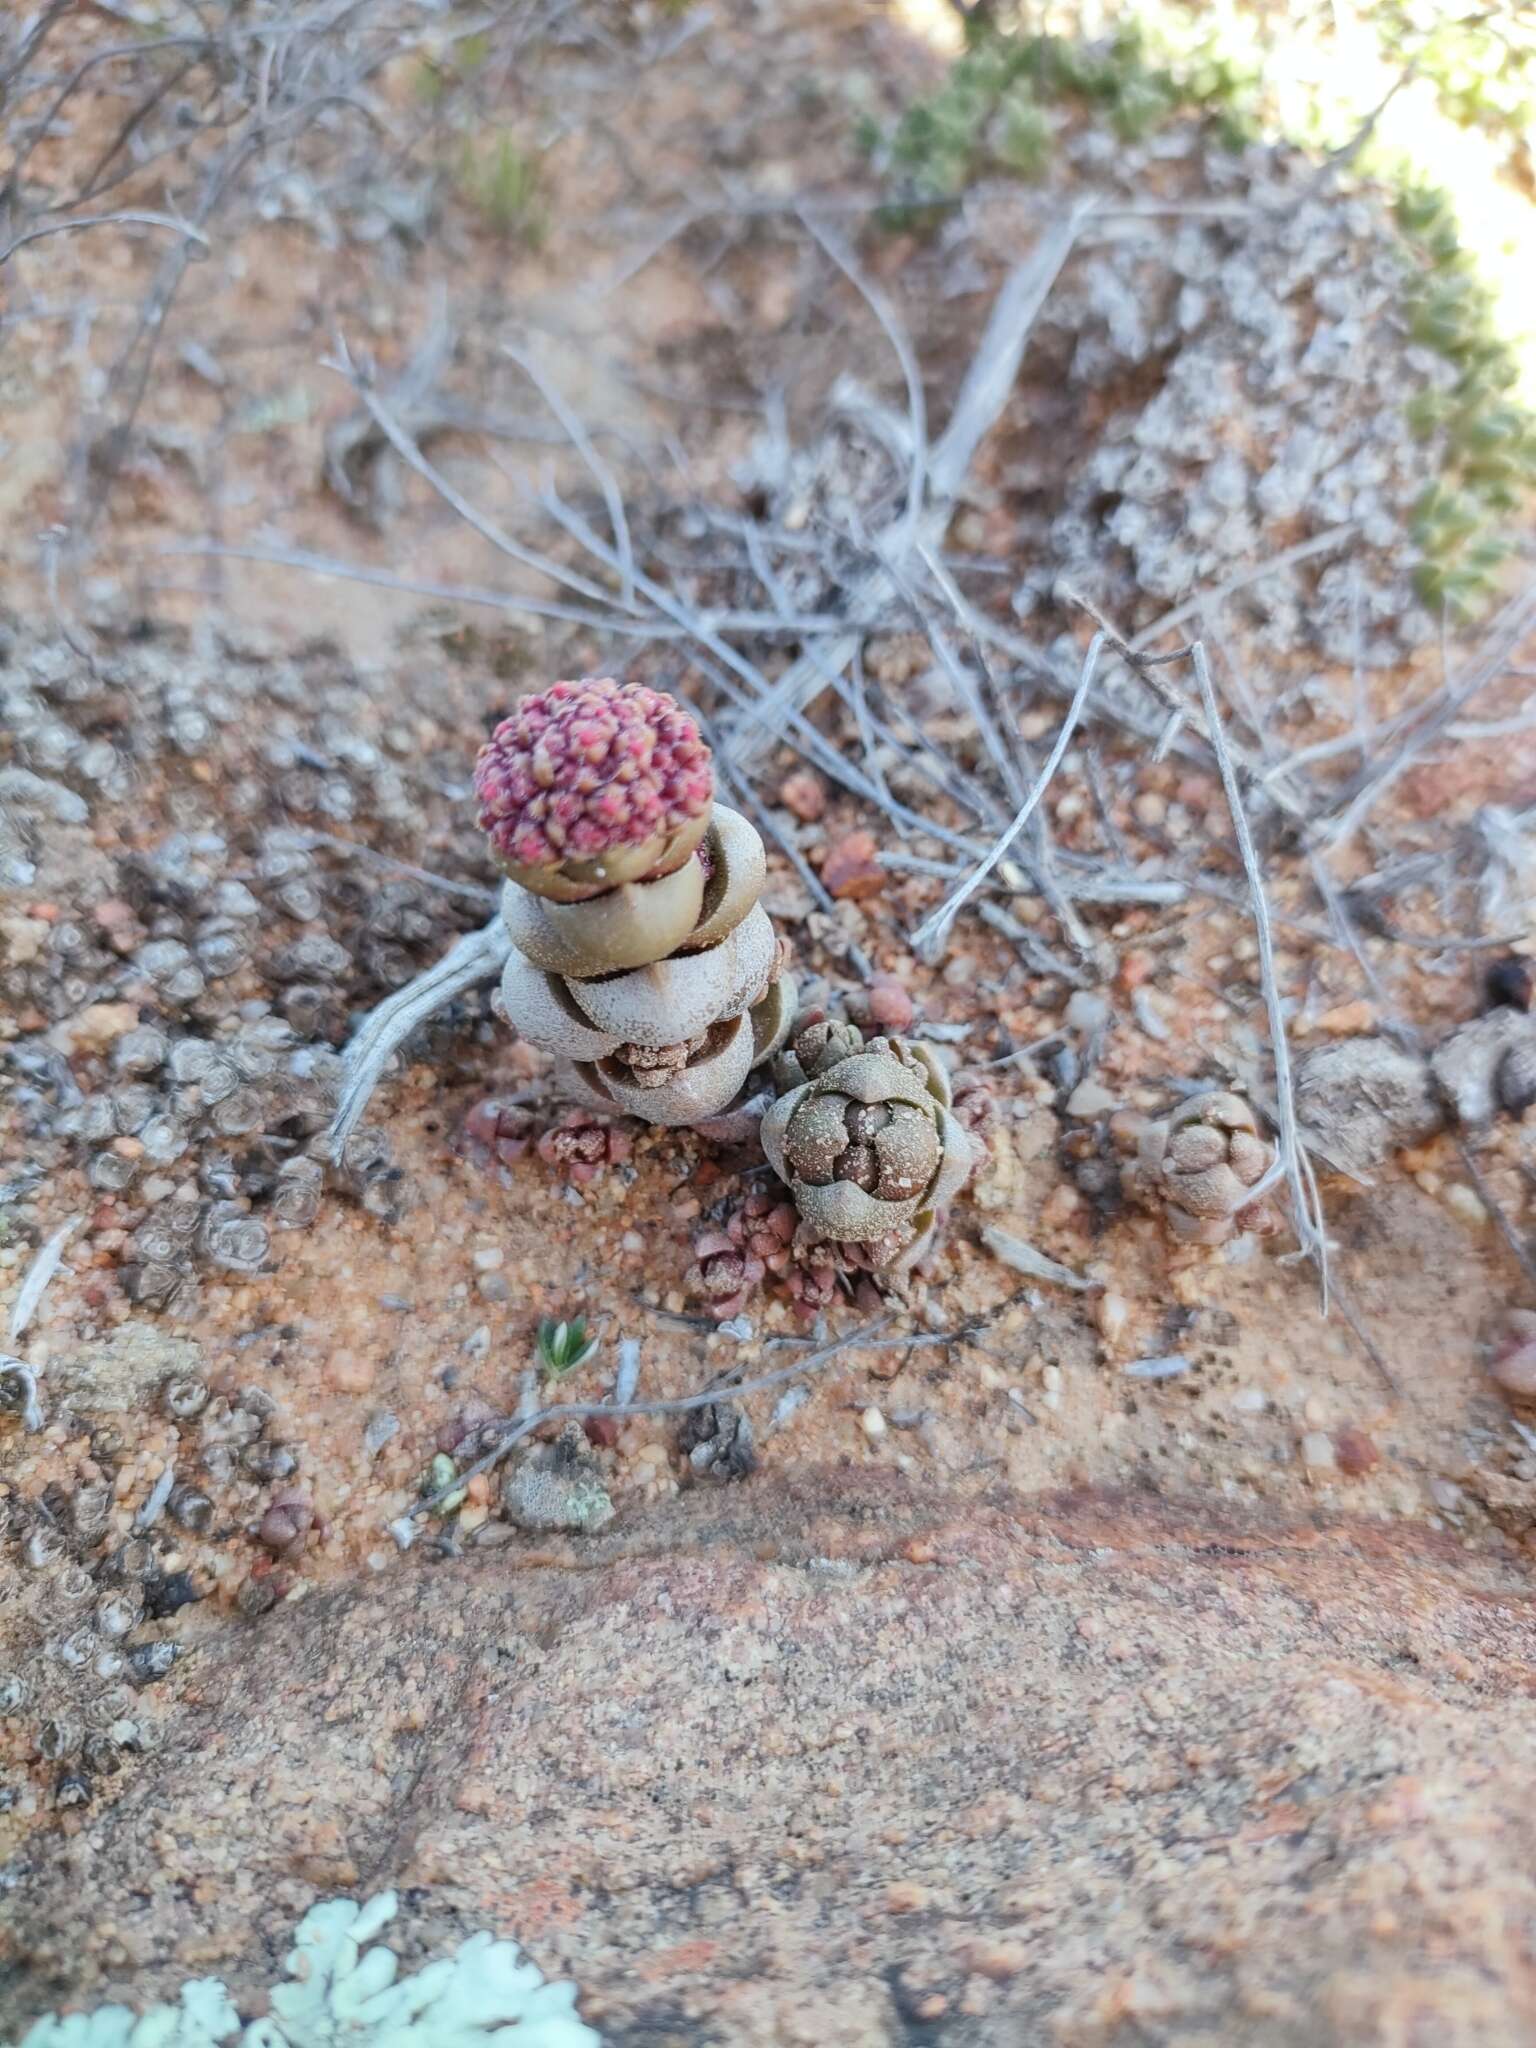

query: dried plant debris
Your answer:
[1293,1011,1536,1178]
[1431,1009,1536,1126]
[677,1400,756,1483]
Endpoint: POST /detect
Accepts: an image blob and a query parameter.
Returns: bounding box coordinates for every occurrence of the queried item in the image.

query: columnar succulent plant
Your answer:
[476,679,795,1128]
[762,1019,975,1277]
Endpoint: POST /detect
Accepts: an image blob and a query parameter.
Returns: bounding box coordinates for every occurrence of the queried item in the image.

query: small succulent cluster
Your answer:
[0,1369,309,1816]
[2,630,473,1318]
[535,1110,632,1186]
[9,1888,601,2046]
[687,1019,980,1322]
[761,1017,975,1280]
[1124,1091,1279,1246]
[487,680,795,1128]
[693,1190,798,1319]
[461,1096,538,1170]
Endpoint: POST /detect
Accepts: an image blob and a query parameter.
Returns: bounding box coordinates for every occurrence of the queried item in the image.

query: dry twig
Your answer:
[400,1315,894,1533]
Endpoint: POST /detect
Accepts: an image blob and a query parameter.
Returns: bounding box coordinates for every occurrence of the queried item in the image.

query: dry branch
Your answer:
[728,206,1093,765]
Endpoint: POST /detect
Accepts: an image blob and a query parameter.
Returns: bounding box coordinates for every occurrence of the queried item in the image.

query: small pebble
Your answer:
[822,832,885,901]
[867,975,915,1033]
[860,1406,887,1442]
[1097,1292,1130,1346]
[771,1385,810,1431]
[1443,1184,1487,1230]
[325,1349,375,1395]
[1064,991,1110,1033]
[1490,1317,1536,1400]
[1130,989,1170,1043]
[778,770,826,822]
[1066,1079,1118,1119]
[1122,1354,1189,1381]
[1317,999,1377,1036]
[1300,1430,1336,1472]
[362,1411,399,1456]
[1333,1428,1379,1476]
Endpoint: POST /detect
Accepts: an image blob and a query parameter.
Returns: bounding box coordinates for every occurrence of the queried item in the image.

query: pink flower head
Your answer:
[474,677,714,871]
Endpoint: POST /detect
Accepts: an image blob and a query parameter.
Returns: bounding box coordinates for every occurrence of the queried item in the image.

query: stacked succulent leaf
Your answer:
[763,1019,975,1277]
[475,679,795,1126]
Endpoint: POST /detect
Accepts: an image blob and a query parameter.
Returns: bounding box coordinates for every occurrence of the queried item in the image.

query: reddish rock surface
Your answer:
[6,1475,1536,2047]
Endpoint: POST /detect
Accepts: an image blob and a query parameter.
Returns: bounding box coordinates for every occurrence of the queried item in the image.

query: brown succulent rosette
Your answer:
[1128,1090,1279,1245]
[761,1026,974,1264]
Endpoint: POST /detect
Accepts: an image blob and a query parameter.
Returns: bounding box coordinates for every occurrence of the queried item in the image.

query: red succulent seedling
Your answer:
[693,1228,765,1319]
[537,1108,632,1185]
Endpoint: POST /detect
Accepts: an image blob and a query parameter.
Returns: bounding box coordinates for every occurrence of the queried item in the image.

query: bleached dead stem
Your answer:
[911,633,1104,962]
[8,1216,81,1343]
[0,1356,45,1433]
[980,1226,1093,1292]
[406,1315,894,1528]
[500,336,637,610]
[1190,642,1329,1304]
[730,207,1092,765]
[799,209,928,556]
[0,209,208,267]
[1323,575,1536,853]
[328,918,511,1161]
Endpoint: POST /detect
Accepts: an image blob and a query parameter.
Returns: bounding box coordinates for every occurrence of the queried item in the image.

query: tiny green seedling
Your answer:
[423,1450,465,1515]
[537,1316,600,1380]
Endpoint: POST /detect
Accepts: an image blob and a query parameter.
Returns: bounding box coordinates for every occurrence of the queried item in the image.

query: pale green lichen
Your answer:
[9,1893,600,2048]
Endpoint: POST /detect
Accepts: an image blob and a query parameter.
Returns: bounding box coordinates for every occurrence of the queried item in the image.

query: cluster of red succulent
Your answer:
[473,676,714,872]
